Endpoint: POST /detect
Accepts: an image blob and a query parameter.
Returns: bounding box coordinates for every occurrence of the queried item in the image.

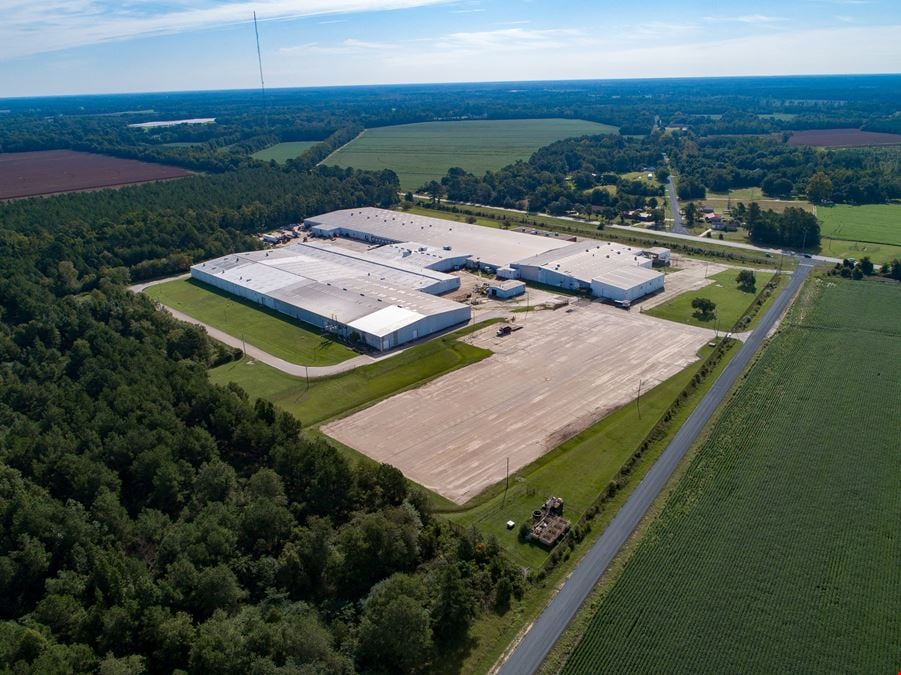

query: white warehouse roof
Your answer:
[192,241,467,339]
[306,207,571,269]
[591,265,663,290]
[515,241,650,284]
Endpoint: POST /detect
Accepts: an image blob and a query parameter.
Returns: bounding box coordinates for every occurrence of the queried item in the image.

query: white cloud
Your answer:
[431,27,585,52]
[0,0,452,60]
[701,14,787,24]
[280,37,398,54]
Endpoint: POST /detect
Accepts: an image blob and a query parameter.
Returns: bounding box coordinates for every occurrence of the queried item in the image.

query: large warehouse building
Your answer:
[306,208,665,303]
[192,208,668,352]
[191,241,470,351]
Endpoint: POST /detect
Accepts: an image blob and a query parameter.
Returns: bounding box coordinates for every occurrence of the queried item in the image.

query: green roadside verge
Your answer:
[646,270,782,332]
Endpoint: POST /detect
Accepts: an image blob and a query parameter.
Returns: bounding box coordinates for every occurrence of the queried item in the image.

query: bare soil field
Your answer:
[0,150,193,199]
[787,128,901,147]
[323,304,713,504]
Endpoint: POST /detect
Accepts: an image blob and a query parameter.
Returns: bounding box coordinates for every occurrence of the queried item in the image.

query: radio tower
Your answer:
[253,11,268,129]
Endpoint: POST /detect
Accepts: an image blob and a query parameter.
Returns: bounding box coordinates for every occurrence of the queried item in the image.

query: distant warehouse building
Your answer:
[305,207,572,272]
[191,241,470,351]
[305,208,666,303]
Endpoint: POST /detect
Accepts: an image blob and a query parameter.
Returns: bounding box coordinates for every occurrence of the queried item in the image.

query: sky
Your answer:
[0,0,899,97]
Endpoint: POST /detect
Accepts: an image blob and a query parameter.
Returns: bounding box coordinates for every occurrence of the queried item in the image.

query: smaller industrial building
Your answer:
[509,241,665,302]
[191,241,470,351]
[487,280,526,300]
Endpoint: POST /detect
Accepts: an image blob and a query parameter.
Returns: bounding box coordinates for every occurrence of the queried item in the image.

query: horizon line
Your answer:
[2,71,900,103]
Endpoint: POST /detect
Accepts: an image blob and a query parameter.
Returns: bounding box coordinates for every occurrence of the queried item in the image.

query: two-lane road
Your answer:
[667,174,688,234]
[498,261,816,675]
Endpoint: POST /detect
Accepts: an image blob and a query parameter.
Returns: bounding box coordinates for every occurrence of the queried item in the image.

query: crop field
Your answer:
[325,119,618,190]
[145,278,356,366]
[788,128,901,147]
[0,149,193,199]
[251,141,319,163]
[561,279,901,674]
[645,269,776,331]
[817,203,901,246]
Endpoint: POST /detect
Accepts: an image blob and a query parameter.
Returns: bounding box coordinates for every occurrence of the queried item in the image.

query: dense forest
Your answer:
[669,136,901,203]
[0,161,526,673]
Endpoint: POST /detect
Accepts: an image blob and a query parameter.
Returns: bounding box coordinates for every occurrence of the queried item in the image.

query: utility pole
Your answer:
[636,378,643,419]
[241,333,246,358]
[253,12,268,130]
[503,457,510,506]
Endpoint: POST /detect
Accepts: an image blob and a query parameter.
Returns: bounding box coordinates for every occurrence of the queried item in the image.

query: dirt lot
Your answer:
[0,150,193,199]
[323,303,713,504]
[787,129,901,147]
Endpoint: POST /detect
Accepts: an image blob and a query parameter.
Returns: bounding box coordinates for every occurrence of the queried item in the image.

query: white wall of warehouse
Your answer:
[590,275,664,302]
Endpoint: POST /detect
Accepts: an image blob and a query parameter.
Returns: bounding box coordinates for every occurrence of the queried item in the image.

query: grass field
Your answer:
[251,141,319,163]
[145,278,356,366]
[561,278,901,674]
[816,203,901,246]
[817,237,901,264]
[702,189,816,214]
[325,119,618,190]
[208,327,492,428]
[645,269,773,330]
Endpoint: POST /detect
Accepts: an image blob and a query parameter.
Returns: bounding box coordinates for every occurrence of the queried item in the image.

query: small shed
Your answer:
[487,280,526,300]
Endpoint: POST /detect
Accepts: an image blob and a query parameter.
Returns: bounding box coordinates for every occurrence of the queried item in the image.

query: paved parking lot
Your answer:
[323,303,714,504]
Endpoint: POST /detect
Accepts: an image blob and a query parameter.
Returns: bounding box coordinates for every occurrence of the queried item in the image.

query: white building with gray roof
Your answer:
[191,241,470,351]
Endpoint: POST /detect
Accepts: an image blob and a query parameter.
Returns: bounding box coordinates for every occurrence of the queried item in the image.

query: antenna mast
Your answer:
[253,11,268,128]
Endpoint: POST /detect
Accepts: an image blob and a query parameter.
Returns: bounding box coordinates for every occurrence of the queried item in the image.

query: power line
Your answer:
[253,11,268,129]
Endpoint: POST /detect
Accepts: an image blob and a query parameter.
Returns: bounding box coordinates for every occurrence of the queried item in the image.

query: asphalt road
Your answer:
[667,175,688,234]
[498,260,815,675]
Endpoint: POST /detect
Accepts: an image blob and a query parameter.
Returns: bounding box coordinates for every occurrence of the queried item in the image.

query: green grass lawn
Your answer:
[816,203,901,246]
[208,327,493,428]
[645,269,773,331]
[325,119,618,190]
[145,278,356,366]
[251,141,319,163]
[561,278,901,674]
[445,343,722,570]
[817,236,901,264]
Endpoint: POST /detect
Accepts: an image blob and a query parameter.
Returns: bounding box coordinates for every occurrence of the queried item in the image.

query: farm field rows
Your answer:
[0,149,192,199]
[251,141,319,163]
[561,278,901,674]
[145,278,356,366]
[325,119,617,190]
[816,203,901,246]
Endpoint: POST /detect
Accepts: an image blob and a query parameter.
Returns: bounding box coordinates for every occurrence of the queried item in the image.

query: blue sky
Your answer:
[1,0,899,96]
